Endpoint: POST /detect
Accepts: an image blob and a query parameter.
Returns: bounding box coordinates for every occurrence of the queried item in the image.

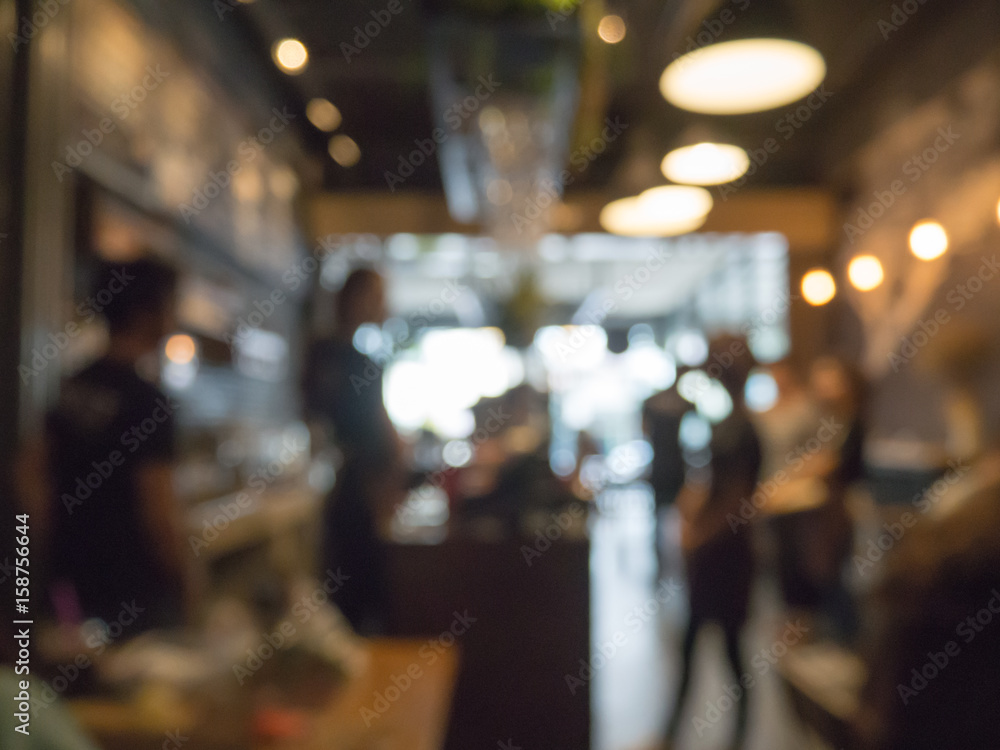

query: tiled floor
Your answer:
[591,486,827,750]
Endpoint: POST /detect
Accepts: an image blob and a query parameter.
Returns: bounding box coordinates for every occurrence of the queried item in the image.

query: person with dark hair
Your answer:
[664,335,761,750]
[642,367,694,579]
[20,257,193,633]
[303,268,402,633]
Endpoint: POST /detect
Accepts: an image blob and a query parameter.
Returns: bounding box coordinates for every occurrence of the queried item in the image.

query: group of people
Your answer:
[644,335,1000,750]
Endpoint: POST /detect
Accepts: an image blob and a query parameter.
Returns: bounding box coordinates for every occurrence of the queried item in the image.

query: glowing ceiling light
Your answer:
[660,38,826,114]
[165,334,197,364]
[848,255,884,291]
[597,15,626,44]
[661,142,750,185]
[306,98,341,131]
[908,220,948,261]
[273,38,308,74]
[801,268,836,306]
[600,185,713,237]
[328,135,361,167]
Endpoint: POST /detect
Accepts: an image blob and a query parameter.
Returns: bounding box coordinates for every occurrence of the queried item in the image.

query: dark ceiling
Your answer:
[227,0,970,198]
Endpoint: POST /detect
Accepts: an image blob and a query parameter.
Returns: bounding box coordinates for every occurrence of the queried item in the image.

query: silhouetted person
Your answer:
[665,336,761,750]
[643,371,694,579]
[303,268,401,633]
[21,258,191,632]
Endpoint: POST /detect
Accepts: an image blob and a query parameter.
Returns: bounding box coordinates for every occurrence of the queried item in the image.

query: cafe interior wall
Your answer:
[817,0,1000,460]
[18,0,313,438]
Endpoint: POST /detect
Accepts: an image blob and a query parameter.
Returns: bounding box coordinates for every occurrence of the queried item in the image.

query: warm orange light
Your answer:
[801,269,836,305]
[165,334,197,364]
[908,220,948,261]
[306,98,341,132]
[597,15,626,44]
[328,135,361,167]
[273,39,308,74]
[848,255,884,291]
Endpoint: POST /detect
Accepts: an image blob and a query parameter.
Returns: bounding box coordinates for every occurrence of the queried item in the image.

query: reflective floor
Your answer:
[591,486,826,750]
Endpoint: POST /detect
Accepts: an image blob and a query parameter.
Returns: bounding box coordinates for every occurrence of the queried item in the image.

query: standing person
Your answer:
[664,336,761,750]
[303,268,402,634]
[806,356,865,642]
[19,257,193,632]
[642,371,694,580]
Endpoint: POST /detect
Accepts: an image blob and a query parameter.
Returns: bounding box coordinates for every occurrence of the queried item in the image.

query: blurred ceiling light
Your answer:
[848,254,884,291]
[328,134,361,167]
[660,38,826,114]
[600,185,713,237]
[801,268,836,305]
[661,142,750,185]
[909,220,949,260]
[165,333,197,364]
[597,15,626,44]
[996,196,1000,225]
[306,98,341,131]
[273,38,308,74]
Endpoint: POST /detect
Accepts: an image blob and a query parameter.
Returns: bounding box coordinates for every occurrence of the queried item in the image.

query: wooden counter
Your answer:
[69,639,457,750]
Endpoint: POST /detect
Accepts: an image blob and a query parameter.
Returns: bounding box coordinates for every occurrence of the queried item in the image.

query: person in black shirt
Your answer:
[303,268,402,633]
[664,336,762,750]
[21,258,191,632]
[643,371,694,579]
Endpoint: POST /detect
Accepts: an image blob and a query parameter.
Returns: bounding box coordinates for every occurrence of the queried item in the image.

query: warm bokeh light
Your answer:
[660,38,826,114]
[600,185,713,237]
[801,268,836,306]
[996,196,1000,225]
[306,98,342,132]
[661,142,750,185]
[848,255,884,291]
[272,38,308,74]
[328,134,361,167]
[597,15,626,44]
[909,220,949,260]
[165,334,197,364]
